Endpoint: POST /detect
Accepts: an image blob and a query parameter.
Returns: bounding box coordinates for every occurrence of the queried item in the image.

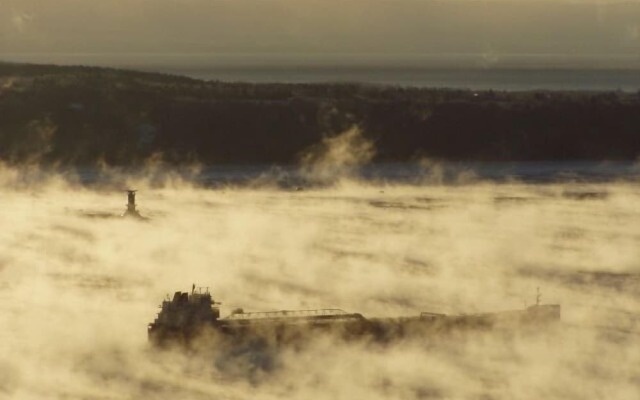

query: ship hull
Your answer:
[149,304,561,348]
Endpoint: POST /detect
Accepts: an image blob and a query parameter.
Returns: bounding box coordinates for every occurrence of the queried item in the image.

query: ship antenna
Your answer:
[192,283,195,294]
[536,287,541,306]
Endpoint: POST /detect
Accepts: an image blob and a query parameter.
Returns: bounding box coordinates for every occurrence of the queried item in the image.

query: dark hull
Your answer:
[149,305,561,348]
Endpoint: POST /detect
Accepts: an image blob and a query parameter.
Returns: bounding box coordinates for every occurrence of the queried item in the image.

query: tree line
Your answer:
[1,62,639,165]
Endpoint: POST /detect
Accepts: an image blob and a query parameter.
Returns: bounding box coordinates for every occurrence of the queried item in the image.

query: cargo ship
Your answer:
[148,285,561,347]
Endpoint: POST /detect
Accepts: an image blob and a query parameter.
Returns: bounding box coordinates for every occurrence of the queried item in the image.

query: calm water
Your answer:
[154,66,640,92]
[70,162,640,188]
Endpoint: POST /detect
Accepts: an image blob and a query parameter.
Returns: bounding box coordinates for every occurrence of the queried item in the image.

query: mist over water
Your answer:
[1,158,639,399]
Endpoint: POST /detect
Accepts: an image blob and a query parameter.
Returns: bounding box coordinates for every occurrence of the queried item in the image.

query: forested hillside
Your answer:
[1,62,639,165]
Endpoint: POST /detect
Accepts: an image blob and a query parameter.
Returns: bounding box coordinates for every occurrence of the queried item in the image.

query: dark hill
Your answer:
[1,62,639,165]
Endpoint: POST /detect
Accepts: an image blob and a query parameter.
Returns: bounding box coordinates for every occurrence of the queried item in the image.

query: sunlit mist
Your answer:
[0,154,638,399]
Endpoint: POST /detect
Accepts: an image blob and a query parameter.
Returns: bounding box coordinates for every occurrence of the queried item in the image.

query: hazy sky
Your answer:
[1,0,640,67]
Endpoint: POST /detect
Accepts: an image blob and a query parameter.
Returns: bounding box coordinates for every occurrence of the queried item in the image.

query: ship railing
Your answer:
[420,311,447,318]
[225,308,350,320]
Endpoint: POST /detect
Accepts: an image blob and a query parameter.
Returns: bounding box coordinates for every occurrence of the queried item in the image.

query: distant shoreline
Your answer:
[4,58,640,92]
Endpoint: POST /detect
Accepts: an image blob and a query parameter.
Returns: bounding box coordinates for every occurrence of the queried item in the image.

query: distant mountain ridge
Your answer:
[1,62,639,166]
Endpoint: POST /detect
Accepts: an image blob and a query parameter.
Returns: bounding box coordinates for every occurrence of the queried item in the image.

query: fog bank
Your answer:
[0,163,638,399]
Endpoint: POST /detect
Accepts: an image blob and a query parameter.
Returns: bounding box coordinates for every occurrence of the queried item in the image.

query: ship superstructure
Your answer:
[148,285,220,343]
